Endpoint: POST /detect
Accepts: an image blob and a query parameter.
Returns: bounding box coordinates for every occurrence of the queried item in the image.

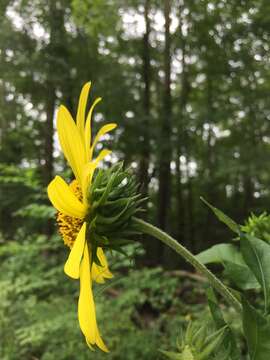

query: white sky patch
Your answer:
[121,10,145,38]
[6,3,49,42]
[6,5,24,31]
[122,8,179,41]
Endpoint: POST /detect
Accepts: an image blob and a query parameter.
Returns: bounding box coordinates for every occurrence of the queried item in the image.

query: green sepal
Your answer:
[85,162,144,266]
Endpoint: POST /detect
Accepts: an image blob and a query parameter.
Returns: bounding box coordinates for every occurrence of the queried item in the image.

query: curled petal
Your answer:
[57,105,87,185]
[78,245,108,352]
[95,331,109,353]
[81,150,111,206]
[93,149,112,166]
[89,123,117,160]
[47,176,87,218]
[64,222,86,279]
[84,97,102,160]
[76,82,91,139]
[92,248,113,284]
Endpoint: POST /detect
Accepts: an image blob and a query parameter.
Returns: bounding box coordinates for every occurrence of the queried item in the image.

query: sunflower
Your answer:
[47,82,117,352]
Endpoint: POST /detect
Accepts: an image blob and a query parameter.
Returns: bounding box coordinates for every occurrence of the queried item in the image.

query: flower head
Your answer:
[47,82,117,352]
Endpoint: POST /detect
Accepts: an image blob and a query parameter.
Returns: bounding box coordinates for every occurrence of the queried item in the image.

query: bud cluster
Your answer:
[85,162,144,265]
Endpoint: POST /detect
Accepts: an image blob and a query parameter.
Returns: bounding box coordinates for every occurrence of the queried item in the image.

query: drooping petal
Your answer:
[47,176,87,218]
[76,82,91,139]
[89,123,117,160]
[84,97,102,160]
[92,149,112,166]
[78,245,97,344]
[57,105,87,185]
[64,222,86,279]
[91,248,113,284]
[95,330,109,353]
[78,244,108,352]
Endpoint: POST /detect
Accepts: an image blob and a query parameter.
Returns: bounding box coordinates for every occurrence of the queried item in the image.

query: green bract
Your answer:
[85,162,144,265]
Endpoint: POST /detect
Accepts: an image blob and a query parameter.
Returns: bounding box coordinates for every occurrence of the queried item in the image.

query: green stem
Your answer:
[134,218,242,313]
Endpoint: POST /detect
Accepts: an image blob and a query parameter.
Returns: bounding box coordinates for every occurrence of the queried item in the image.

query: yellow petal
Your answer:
[78,245,109,352]
[47,176,87,218]
[95,331,109,353]
[57,105,87,185]
[64,222,86,279]
[82,150,112,202]
[92,149,112,167]
[78,245,97,344]
[81,151,111,206]
[76,82,91,139]
[89,123,117,161]
[84,97,102,160]
[92,248,113,284]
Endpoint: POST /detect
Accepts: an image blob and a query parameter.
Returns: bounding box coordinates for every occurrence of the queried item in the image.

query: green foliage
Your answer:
[196,243,260,291]
[200,198,240,235]
[240,233,270,311]
[242,298,270,360]
[0,228,195,359]
[196,243,241,265]
[242,213,270,243]
[161,319,231,360]
[87,162,144,264]
[199,202,270,359]
[207,288,240,359]
[2,0,270,358]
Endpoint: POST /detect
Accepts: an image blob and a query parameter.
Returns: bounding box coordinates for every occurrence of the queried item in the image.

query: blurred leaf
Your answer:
[200,198,240,235]
[242,297,270,360]
[240,234,270,309]
[207,288,240,359]
[196,244,241,265]
[160,349,184,359]
[223,261,260,291]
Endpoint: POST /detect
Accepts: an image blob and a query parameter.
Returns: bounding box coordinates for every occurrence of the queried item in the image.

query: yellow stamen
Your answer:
[57,180,84,248]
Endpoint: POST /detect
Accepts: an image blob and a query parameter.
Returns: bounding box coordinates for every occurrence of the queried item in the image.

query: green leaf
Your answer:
[223,260,260,290]
[159,350,184,360]
[198,326,227,360]
[241,233,270,309]
[196,244,261,290]
[207,288,240,360]
[207,288,226,327]
[200,197,240,234]
[242,297,270,360]
[196,244,241,265]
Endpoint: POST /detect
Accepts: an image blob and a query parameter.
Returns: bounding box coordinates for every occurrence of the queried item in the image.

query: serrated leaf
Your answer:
[200,197,239,234]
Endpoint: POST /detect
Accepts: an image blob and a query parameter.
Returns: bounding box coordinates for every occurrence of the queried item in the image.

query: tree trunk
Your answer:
[44,85,55,185]
[176,5,191,245]
[156,0,173,265]
[139,0,151,202]
[157,0,172,233]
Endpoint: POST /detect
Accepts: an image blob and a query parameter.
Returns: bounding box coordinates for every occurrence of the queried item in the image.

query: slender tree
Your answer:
[139,0,151,203]
[157,0,172,233]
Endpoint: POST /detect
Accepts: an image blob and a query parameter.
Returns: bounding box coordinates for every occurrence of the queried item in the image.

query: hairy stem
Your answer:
[134,217,242,312]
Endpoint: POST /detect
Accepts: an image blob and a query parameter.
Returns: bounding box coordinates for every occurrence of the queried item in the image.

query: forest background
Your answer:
[1,0,270,359]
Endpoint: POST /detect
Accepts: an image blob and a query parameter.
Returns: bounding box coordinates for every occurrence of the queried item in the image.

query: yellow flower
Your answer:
[47,82,117,352]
